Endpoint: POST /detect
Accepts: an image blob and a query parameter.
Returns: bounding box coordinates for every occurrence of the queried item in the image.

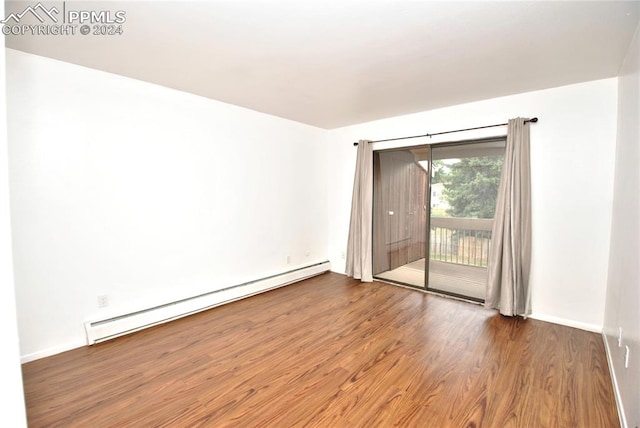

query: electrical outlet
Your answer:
[618,327,623,347]
[98,295,109,308]
[286,255,291,264]
[341,251,345,259]
[305,250,310,257]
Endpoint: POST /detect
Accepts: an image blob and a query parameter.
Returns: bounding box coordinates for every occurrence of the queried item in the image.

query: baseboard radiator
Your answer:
[84,261,331,345]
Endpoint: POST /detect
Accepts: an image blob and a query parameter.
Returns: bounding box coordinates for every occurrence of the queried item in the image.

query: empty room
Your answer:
[1,1,639,427]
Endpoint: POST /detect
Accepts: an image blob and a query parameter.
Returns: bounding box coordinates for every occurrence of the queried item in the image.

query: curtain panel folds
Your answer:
[346,140,374,282]
[485,118,532,316]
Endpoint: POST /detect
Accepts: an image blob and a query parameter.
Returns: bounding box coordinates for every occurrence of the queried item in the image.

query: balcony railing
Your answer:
[430,217,493,267]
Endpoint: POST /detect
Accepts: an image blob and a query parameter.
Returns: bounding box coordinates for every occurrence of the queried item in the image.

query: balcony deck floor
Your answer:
[375,259,487,300]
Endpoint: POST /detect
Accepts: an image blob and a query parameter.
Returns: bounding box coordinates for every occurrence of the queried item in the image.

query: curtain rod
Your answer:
[353,117,538,146]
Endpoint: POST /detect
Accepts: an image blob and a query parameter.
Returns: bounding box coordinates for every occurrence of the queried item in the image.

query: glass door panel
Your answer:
[428,139,505,301]
[372,149,429,288]
[372,139,505,301]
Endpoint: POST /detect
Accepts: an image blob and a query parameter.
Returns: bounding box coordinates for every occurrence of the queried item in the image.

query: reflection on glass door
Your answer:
[372,139,505,302]
[372,149,429,288]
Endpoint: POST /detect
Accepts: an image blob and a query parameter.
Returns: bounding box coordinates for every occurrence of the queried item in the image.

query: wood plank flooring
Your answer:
[22,272,619,427]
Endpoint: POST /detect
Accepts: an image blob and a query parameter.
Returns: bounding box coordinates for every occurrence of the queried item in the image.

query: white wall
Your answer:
[604,18,640,428]
[328,78,618,331]
[5,42,624,370]
[0,3,28,423]
[7,49,329,361]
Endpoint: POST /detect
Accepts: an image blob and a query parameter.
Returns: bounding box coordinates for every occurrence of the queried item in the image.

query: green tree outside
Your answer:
[436,156,504,219]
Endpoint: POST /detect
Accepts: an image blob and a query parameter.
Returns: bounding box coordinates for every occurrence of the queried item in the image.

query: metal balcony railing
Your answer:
[430,217,493,267]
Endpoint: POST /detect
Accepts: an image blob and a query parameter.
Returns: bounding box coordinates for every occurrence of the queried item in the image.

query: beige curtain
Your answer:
[346,140,374,282]
[485,118,532,316]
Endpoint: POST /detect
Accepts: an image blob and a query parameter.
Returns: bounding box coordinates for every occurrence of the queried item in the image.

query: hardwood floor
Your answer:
[22,272,619,427]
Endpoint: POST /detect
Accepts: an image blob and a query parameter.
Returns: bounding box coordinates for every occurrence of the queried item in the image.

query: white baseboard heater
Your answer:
[84,261,330,345]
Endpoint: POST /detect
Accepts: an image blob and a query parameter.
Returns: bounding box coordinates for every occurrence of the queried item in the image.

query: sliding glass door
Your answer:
[372,138,505,302]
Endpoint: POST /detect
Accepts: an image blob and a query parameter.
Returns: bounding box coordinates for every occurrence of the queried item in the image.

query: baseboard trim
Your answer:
[602,330,627,428]
[528,313,601,333]
[21,339,87,364]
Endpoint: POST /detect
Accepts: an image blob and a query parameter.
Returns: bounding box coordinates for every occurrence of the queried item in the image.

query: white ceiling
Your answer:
[5,1,640,129]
